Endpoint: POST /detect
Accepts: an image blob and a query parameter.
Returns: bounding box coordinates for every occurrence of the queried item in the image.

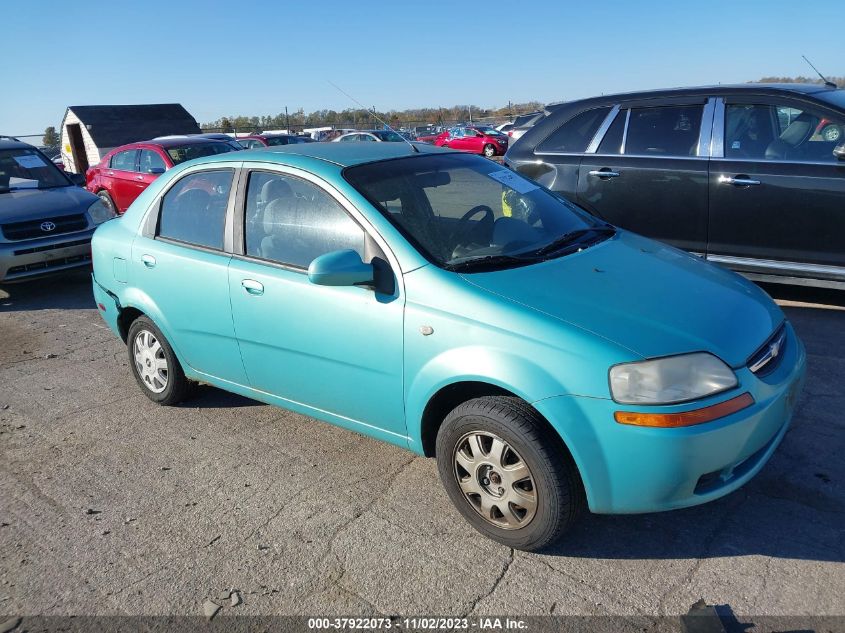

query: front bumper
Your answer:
[0,230,95,282]
[534,322,807,514]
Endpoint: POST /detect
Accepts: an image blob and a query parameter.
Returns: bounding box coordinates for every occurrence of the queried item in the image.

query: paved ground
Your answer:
[0,272,843,622]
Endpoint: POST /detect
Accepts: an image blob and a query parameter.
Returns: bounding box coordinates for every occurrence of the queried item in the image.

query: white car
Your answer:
[333,130,407,143]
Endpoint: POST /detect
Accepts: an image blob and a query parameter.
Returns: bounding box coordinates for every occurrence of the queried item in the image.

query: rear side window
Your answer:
[537,107,610,153]
[158,170,233,250]
[624,105,703,156]
[110,150,137,171]
[244,171,365,269]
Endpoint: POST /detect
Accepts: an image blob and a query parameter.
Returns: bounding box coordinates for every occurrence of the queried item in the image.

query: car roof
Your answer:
[0,138,35,151]
[545,83,841,109]
[196,140,454,168]
[115,137,230,151]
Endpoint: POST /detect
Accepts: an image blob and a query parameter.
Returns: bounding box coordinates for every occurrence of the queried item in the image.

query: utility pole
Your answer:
[285,106,289,133]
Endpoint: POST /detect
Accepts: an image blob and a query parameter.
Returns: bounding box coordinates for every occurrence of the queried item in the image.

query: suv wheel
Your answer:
[483,143,496,158]
[98,191,116,215]
[436,396,584,551]
[126,316,190,405]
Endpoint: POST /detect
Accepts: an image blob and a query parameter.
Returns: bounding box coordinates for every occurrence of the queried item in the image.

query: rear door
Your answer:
[132,165,247,384]
[108,149,140,212]
[708,96,845,278]
[577,98,713,253]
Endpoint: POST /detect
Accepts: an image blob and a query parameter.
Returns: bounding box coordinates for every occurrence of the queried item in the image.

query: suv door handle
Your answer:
[241,279,264,296]
[719,175,761,186]
[141,254,156,268]
[588,169,620,179]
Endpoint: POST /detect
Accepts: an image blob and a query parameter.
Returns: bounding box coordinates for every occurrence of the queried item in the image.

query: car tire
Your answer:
[126,316,190,406]
[483,143,496,158]
[97,190,116,215]
[436,396,584,551]
[821,124,841,142]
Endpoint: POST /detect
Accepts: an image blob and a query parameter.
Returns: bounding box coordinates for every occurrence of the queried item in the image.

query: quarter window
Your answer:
[110,150,138,171]
[725,102,844,162]
[537,107,611,153]
[244,171,365,269]
[158,170,233,250]
[624,105,703,156]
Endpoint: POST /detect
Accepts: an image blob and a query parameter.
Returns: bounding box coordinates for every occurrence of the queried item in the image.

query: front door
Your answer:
[132,166,247,384]
[137,149,167,195]
[708,97,845,275]
[109,149,140,212]
[577,101,711,253]
[227,168,406,438]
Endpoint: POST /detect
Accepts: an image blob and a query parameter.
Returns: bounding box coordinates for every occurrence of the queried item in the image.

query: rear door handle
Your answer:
[241,279,264,296]
[135,175,145,181]
[141,254,156,268]
[588,169,620,179]
[719,175,761,186]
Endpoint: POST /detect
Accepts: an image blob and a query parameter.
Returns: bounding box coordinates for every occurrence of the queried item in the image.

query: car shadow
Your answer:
[0,270,95,312]
[180,383,264,409]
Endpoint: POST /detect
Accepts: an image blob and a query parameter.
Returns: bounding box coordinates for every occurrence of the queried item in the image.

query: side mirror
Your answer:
[308,249,374,287]
[66,172,85,187]
[834,142,845,160]
[147,167,166,175]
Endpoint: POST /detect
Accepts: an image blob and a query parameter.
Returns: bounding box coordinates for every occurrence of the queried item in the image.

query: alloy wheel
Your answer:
[453,431,537,529]
[133,329,168,394]
[483,144,495,157]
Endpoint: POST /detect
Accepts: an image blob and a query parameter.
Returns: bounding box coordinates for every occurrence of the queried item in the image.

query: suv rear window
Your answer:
[537,107,611,153]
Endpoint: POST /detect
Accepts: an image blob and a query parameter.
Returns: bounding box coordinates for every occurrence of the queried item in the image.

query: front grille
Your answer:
[1,214,89,241]
[13,238,90,255]
[747,323,787,376]
[7,253,91,276]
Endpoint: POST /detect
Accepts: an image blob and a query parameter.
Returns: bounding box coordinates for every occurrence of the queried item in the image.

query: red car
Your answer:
[86,138,236,214]
[237,134,314,149]
[433,126,508,157]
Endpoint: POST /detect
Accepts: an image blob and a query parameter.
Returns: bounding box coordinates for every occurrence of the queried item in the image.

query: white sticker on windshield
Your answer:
[13,154,47,169]
[486,169,538,194]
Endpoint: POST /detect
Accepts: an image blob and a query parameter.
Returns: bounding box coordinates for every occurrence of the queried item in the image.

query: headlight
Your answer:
[609,353,737,405]
[88,199,115,225]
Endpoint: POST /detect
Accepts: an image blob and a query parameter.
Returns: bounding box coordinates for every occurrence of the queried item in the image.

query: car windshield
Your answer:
[374,131,406,142]
[166,142,236,165]
[0,148,69,193]
[344,153,613,270]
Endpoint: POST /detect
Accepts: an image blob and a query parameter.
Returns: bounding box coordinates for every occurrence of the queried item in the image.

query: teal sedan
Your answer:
[91,142,805,551]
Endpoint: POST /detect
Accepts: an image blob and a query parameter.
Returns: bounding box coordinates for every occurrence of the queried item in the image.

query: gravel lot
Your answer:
[0,271,843,624]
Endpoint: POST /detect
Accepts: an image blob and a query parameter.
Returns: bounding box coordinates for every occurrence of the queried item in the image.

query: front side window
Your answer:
[537,107,611,153]
[111,150,138,171]
[344,153,610,270]
[139,149,166,173]
[158,169,233,250]
[624,105,703,156]
[244,171,365,269]
[166,142,235,165]
[0,148,69,192]
[725,102,844,162]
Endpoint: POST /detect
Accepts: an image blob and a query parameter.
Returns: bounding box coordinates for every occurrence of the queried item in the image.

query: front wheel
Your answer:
[126,316,190,405]
[482,143,496,158]
[436,396,584,551]
[97,190,116,215]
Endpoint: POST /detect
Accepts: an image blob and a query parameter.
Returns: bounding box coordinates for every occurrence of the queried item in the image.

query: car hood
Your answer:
[0,186,97,223]
[460,232,783,367]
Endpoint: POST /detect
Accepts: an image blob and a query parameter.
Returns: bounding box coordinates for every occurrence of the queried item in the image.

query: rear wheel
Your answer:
[483,143,496,158]
[97,190,116,215]
[436,396,584,551]
[126,316,190,405]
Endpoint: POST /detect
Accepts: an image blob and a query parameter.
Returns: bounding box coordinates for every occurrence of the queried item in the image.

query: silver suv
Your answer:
[0,139,114,282]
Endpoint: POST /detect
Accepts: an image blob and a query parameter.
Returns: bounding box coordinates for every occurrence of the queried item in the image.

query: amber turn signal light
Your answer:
[614,392,755,428]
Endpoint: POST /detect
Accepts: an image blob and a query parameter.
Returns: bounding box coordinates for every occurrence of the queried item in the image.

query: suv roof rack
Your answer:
[0,135,21,142]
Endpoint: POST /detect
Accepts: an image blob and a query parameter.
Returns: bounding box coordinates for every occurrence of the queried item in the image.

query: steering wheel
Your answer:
[451,205,494,250]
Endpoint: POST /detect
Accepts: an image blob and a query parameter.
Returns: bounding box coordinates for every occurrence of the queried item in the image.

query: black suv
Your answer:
[505,84,845,289]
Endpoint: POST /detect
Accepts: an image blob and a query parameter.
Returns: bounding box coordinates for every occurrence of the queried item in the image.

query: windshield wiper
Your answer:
[445,253,536,272]
[530,226,616,257]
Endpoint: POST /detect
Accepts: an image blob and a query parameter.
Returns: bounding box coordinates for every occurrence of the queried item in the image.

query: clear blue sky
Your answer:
[2,0,841,134]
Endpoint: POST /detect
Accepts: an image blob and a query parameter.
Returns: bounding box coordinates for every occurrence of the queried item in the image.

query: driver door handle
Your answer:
[588,169,620,179]
[141,254,156,268]
[241,279,264,296]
